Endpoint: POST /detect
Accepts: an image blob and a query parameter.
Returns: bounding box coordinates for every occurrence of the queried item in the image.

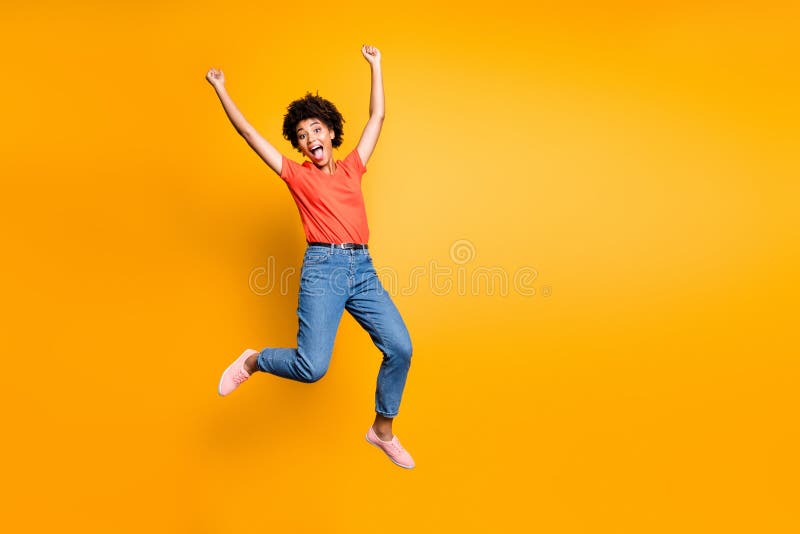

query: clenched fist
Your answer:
[361,44,381,66]
[206,68,225,87]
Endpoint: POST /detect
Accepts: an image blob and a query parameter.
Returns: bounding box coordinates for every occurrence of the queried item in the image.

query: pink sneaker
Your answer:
[218,349,258,396]
[365,426,415,469]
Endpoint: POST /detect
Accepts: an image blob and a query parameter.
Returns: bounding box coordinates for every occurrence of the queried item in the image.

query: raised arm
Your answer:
[206,68,283,177]
[356,45,385,167]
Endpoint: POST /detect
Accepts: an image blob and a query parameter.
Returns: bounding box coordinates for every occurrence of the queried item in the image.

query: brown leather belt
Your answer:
[307,242,369,250]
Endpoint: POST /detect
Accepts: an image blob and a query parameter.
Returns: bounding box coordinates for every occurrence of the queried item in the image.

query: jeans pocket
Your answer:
[304,252,330,265]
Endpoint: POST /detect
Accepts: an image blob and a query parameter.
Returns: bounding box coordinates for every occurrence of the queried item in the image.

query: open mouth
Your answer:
[310,145,323,158]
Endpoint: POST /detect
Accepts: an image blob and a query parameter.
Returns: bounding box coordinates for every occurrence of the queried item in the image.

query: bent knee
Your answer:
[296,347,332,383]
[392,335,413,363]
[308,368,328,383]
[299,364,329,383]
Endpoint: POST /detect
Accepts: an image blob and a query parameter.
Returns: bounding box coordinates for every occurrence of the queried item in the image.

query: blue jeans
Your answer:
[256,245,413,418]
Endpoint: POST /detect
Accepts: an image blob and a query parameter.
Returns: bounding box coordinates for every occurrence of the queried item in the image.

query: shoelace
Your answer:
[373,431,406,454]
[232,368,249,385]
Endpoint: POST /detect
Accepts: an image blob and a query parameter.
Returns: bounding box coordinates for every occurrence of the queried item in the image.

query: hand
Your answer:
[361,44,381,66]
[205,68,225,88]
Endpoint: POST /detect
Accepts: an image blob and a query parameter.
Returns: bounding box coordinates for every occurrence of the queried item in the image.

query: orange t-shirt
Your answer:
[280,148,369,244]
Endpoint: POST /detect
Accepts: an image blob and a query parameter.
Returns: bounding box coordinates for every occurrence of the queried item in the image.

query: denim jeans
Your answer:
[256,245,413,418]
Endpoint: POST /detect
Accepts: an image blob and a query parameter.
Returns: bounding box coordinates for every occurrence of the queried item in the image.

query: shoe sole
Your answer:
[365,432,415,469]
[218,349,257,396]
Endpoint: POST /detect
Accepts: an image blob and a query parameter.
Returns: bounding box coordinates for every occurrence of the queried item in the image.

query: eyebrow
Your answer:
[296,121,321,133]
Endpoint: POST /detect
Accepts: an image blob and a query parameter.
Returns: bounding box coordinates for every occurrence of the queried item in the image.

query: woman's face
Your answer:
[295,117,335,166]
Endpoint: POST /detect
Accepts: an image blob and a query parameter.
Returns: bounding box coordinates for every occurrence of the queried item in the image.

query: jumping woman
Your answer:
[206,44,415,468]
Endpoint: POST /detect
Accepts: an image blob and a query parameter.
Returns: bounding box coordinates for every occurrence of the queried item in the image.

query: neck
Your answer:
[315,159,336,175]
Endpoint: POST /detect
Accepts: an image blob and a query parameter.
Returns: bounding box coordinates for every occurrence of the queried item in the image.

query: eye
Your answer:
[315,128,321,133]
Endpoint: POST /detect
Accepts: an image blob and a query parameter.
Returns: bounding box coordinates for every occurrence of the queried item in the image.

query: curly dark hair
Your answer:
[282,91,345,154]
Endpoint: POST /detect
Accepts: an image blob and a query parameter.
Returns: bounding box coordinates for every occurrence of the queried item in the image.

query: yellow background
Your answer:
[1,1,798,532]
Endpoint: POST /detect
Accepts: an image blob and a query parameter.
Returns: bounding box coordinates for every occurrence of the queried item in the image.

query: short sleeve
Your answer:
[343,148,367,179]
[280,154,297,184]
